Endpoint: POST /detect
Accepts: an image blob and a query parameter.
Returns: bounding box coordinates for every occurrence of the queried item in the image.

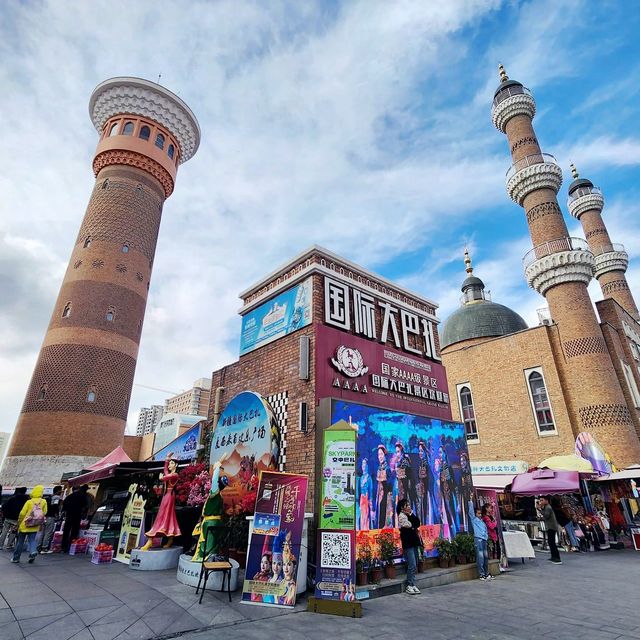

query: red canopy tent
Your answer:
[509,469,580,496]
[67,446,132,486]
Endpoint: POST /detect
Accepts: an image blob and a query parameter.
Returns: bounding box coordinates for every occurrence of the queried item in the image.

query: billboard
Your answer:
[241,471,308,607]
[317,324,452,420]
[240,278,313,356]
[152,423,201,462]
[332,400,472,553]
[210,391,279,513]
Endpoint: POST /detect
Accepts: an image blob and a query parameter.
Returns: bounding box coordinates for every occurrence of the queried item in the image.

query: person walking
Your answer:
[38,485,62,553]
[469,499,492,581]
[0,487,29,551]
[537,496,562,564]
[62,485,89,552]
[12,485,47,563]
[397,498,421,594]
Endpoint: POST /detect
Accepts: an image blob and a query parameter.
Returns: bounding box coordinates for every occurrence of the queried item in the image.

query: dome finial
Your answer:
[498,63,508,83]
[570,163,579,179]
[464,247,473,274]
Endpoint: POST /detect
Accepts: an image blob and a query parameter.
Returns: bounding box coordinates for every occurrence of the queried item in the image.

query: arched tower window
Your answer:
[108,122,119,136]
[457,384,478,441]
[123,121,134,135]
[83,236,92,248]
[121,243,129,253]
[37,384,48,401]
[62,302,72,318]
[155,133,165,150]
[86,387,97,403]
[167,144,175,159]
[527,369,555,433]
[139,125,150,141]
[105,307,115,322]
[102,179,109,190]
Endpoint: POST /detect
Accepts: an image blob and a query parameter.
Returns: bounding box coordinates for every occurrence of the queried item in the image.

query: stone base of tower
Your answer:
[0,454,101,487]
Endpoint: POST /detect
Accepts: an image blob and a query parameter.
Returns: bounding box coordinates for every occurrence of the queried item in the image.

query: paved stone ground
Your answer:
[1,548,639,640]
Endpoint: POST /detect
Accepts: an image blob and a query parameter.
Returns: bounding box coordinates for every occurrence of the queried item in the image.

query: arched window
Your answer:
[62,302,72,318]
[155,133,165,150]
[458,385,478,441]
[105,307,115,322]
[102,178,109,189]
[527,370,555,432]
[167,144,175,159]
[83,236,92,248]
[123,121,134,135]
[108,122,119,136]
[37,384,47,401]
[139,125,150,141]
[86,387,97,403]
[122,243,129,253]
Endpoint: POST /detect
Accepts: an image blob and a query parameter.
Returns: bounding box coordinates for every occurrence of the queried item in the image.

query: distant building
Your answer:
[135,405,164,436]
[165,378,211,416]
[0,432,10,465]
[153,413,204,453]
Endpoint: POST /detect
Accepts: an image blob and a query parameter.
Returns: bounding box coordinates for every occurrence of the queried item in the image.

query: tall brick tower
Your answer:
[1,77,200,485]
[567,164,639,320]
[491,65,640,465]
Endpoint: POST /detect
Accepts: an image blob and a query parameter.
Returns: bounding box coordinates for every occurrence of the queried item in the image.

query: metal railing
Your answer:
[506,152,558,182]
[591,242,625,257]
[523,237,590,268]
[493,84,532,107]
[567,185,602,203]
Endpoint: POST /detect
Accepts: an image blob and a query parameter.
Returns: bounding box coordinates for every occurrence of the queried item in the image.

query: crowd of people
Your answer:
[0,484,92,562]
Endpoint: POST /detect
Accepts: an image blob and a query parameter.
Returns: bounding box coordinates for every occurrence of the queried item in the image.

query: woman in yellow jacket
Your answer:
[12,485,47,564]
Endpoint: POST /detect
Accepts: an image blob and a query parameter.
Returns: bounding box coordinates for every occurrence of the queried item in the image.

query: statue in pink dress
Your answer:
[141,453,181,550]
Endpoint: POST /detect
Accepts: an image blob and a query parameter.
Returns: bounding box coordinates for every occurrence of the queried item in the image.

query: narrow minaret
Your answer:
[567,164,639,319]
[491,65,640,465]
[1,77,200,485]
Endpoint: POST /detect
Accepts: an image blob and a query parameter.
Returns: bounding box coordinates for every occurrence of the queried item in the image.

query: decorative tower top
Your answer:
[461,249,486,304]
[464,247,473,274]
[566,162,604,219]
[491,64,536,133]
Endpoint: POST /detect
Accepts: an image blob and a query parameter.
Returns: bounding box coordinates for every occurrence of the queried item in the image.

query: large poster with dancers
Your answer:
[331,400,472,555]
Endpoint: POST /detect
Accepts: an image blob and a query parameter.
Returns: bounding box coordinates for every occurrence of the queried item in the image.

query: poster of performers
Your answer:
[332,400,472,555]
[241,471,308,608]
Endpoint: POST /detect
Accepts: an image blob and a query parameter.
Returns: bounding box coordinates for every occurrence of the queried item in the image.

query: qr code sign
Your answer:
[320,532,351,569]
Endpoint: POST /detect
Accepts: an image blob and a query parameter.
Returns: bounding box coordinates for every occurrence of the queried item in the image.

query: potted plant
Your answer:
[379,530,396,579]
[461,533,476,564]
[434,537,452,568]
[370,556,384,583]
[453,534,469,565]
[356,543,372,586]
[417,545,428,573]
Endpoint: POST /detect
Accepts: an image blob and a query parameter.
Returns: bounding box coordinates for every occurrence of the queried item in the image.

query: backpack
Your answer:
[24,501,46,527]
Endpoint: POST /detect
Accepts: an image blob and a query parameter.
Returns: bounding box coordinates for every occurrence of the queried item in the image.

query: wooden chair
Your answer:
[195,526,233,604]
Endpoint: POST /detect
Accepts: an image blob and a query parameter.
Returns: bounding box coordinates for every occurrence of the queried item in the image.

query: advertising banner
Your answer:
[314,529,356,601]
[210,391,279,513]
[152,423,201,462]
[240,278,313,356]
[332,400,471,557]
[475,488,505,566]
[241,471,308,607]
[317,324,452,421]
[115,484,146,564]
[575,432,614,475]
[320,421,356,530]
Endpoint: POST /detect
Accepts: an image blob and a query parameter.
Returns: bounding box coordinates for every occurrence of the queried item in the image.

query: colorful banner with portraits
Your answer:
[320,421,356,530]
[332,400,472,557]
[241,471,308,608]
[210,391,279,513]
[314,529,356,601]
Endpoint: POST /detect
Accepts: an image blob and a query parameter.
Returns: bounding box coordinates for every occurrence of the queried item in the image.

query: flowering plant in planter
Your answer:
[174,462,208,506]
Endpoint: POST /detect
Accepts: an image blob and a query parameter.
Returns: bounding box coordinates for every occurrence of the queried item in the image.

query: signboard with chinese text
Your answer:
[241,471,308,608]
[240,278,313,356]
[151,423,201,462]
[210,391,279,513]
[471,460,529,475]
[314,529,356,601]
[320,421,356,530]
[115,484,146,564]
[317,324,452,420]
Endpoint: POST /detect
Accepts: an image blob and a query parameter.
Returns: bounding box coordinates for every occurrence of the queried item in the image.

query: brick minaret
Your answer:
[2,77,200,485]
[491,65,640,465]
[567,164,639,320]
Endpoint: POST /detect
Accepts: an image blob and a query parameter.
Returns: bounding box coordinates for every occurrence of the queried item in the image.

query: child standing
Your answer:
[397,499,421,594]
[468,500,492,581]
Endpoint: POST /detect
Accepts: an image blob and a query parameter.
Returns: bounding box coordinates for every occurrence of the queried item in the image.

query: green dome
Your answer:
[441,301,528,349]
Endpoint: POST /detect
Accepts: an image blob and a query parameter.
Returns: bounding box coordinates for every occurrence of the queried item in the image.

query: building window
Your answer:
[622,361,640,408]
[122,243,129,253]
[105,307,115,322]
[102,179,109,189]
[123,121,134,135]
[108,122,119,136]
[83,235,92,248]
[526,368,556,434]
[87,387,97,403]
[167,144,175,159]
[37,384,47,401]
[457,384,479,442]
[139,125,150,141]
[62,302,72,318]
[155,133,165,150]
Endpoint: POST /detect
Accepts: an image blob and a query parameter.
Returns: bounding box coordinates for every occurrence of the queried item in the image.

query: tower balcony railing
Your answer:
[522,237,590,269]
[506,152,558,182]
[591,242,625,257]
[567,185,602,203]
[492,84,532,107]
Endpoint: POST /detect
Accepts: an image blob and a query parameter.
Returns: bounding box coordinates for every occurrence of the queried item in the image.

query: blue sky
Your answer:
[0,0,639,438]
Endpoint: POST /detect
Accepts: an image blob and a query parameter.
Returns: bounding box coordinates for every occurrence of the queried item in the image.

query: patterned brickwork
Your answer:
[76,178,163,261]
[99,166,165,197]
[266,392,288,471]
[525,201,562,224]
[579,403,633,430]
[585,228,608,240]
[602,280,630,295]
[22,343,136,419]
[510,136,538,153]
[563,336,608,359]
[50,280,146,343]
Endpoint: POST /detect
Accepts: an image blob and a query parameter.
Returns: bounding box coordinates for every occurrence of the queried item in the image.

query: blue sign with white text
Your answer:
[239,278,312,356]
[152,423,201,461]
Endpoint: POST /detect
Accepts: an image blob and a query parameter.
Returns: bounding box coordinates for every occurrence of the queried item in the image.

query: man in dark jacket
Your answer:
[0,488,29,550]
[62,485,89,552]
[537,496,562,564]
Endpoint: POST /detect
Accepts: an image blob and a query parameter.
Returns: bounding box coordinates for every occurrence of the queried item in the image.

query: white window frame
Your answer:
[456,382,479,444]
[524,366,557,436]
[621,360,640,408]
